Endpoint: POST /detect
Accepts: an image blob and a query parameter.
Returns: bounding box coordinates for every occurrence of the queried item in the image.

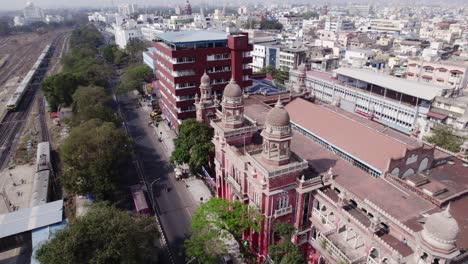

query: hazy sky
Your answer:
[0,0,162,11]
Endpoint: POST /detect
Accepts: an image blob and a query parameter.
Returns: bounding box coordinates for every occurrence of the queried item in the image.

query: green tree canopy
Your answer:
[99,44,128,65]
[60,119,133,199]
[260,65,290,84]
[424,125,464,152]
[70,86,120,126]
[35,203,160,264]
[268,222,306,264]
[125,39,149,63]
[40,73,82,111]
[302,11,319,19]
[118,64,153,93]
[184,198,263,264]
[170,119,214,171]
[260,19,283,30]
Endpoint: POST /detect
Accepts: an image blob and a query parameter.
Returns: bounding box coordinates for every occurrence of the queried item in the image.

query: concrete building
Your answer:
[278,15,303,29]
[348,4,371,17]
[279,46,307,71]
[368,19,417,34]
[342,48,375,68]
[209,90,468,264]
[114,22,143,49]
[406,59,468,92]
[325,17,354,32]
[427,96,468,139]
[23,2,44,24]
[288,67,450,135]
[118,4,138,16]
[151,30,252,132]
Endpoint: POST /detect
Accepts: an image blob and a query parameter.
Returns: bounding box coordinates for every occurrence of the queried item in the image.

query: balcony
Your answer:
[274,206,293,218]
[314,231,367,264]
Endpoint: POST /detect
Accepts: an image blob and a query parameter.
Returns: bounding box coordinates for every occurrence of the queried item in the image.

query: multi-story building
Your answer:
[368,19,417,34]
[151,30,252,132]
[114,23,143,49]
[118,4,138,16]
[23,2,44,24]
[325,17,354,32]
[288,67,450,135]
[426,95,468,139]
[278,14,303,29]
[209,87,468,264]
[342,48,375,68]
[405,59,468,92]
[279,47,308,71]
[251,43,282,72]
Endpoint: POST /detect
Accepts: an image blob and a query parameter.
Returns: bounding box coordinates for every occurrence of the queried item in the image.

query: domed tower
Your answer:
[195,72,218,124]
[417,205,460,262]
[184,0,192,15]
[292,63,306,93]
[221,79,244,129]
[261,98,292,166]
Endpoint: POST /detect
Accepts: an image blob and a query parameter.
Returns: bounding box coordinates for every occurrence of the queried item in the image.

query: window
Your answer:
[277,194,289,209]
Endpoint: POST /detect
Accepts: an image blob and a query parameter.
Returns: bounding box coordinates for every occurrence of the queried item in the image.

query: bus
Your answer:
[130,184,151,215]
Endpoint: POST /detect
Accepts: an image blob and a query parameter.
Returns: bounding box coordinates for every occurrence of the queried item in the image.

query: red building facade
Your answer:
[152,30,252,132]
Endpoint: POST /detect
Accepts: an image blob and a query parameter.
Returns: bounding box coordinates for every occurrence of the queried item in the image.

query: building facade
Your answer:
[210,90,468,264]
[152,30,252,132]
[288,67,450,136]
[406,59,468,92]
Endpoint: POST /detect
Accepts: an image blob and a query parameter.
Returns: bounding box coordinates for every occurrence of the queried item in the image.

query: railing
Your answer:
[274,205,293,218]
[226,175,241,193]
[319,232,352,264]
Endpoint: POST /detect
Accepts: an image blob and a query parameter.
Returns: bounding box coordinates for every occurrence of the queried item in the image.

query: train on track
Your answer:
[29,141,52,207]
[6,44,52,110]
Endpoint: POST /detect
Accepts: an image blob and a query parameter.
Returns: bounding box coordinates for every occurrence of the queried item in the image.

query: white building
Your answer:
[278,15,303,29]
[118,4,138,16]
[13,16,26,26]
[23,2,44,24]
[140,25,166,42]
[114,21,143,49]
[343,48,375,67]
[45,15,64,24]
[288,67,450,135]
[325,17,354,32]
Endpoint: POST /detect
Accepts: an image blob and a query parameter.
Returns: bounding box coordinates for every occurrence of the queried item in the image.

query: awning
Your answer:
[422,75,432,79]
[427,111,448,120]
[436,78,444,82]
[436,67,447,72]
[423,65,434,69]
[408,63,417,67]
[407,72,414,76]
[450,70,463,74]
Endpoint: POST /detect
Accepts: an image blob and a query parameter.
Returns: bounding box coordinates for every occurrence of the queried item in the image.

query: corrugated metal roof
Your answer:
[333,68,447,101]
[0,200,63,239]
[155,30,227,44]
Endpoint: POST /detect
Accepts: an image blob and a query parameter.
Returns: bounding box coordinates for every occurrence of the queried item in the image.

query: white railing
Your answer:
[274,205,293,218]
[319,233,352,264]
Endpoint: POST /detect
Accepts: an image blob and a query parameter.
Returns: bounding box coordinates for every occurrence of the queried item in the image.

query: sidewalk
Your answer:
[141,105,213,204]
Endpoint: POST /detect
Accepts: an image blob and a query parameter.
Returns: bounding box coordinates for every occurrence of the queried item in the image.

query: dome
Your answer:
[422,205,459,245]
[223,79,242,98]
[200,72,210,85]
[265,99,290,127]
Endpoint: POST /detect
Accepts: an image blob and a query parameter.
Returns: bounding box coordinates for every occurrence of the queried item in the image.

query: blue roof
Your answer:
[245,79,279,95]
[155,30,228,45]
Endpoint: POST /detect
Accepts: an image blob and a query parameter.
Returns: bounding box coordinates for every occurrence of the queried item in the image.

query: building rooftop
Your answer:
[285,98,421,173]
[0,200,64,239]
[333,68,447,101]
[155,30,227,45]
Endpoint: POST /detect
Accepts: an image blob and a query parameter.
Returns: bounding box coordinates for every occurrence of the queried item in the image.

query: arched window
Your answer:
[418,158,429,172]
[390,167,400,177]
[402,168,415,177]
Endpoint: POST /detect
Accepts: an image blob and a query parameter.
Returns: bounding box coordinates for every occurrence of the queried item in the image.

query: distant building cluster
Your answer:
[14,2,64,26]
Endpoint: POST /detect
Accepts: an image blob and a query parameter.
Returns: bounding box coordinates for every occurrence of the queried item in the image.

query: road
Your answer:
[115,86,199,264]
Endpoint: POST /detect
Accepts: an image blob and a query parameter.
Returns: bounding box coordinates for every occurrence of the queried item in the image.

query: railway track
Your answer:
[0,44,36,87]
[0,34,64,170]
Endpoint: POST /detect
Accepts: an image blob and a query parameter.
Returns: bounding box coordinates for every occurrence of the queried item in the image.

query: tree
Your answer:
[184,198,263,264]
[268,222,306,264]
[260,66,290,84]
[170,119,214,171]
[35,203,160,264]
[60,119,133,199]
[70,86,120,126]
[40,73,82,111]
[260,19,283,30]
[118,64,153,94]
[424,125,464,152]
[302,11,319,19]
[125,39,149,63]
[99,44,128,65]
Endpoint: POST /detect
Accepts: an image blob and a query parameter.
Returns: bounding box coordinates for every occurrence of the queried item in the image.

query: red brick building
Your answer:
[151,30,252,132]
[209,89,468,264]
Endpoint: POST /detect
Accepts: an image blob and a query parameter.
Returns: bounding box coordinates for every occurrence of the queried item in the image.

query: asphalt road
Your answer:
[117,94,199,264]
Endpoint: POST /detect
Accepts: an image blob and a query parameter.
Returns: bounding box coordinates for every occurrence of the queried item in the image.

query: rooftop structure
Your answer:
[154,30,228,46]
